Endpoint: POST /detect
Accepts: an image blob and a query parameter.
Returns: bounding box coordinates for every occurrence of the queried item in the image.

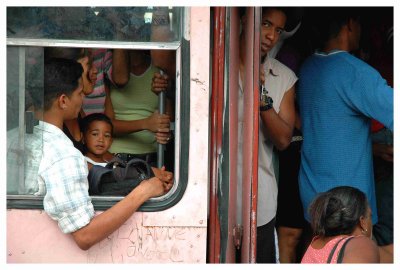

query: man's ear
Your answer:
[58,94,68,110]
[347,18,357,32]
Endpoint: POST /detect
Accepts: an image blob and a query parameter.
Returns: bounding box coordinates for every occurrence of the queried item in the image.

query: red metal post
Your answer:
[208,6,226,263]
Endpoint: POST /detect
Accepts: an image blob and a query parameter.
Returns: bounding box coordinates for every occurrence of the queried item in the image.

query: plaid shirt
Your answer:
[33,121,95,233]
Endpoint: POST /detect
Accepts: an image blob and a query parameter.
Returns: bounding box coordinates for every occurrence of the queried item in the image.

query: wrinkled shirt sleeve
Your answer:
[41,155,94,234]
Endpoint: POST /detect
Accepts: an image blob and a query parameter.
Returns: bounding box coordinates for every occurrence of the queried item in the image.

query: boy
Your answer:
[80,112,172,180]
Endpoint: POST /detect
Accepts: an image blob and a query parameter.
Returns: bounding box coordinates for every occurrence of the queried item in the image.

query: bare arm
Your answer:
[260,86,295,150]
[104,87,170,136]
[372,143,393,162]
[112,49,130,87]
[71,176,172,250]
[150,7,176,80]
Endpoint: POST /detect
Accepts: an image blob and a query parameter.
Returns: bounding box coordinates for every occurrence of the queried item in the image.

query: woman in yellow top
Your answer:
[105,49,172,167]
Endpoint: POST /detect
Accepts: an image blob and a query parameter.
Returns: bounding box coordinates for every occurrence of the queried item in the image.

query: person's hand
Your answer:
[146,110,170,133]
[151,72,169,95]
[260,65,265,86]
[372,143,393,162]
[77,56,94,95]
[139,174,173,198]
[152,166,173,183]
[155,131,171,144]
[89,67,98,86]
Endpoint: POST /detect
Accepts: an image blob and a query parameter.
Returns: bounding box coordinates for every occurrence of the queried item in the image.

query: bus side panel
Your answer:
[7,209,206,263]
[7,7,210,264]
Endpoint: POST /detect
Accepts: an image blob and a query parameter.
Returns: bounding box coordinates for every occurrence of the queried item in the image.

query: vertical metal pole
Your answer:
[157,70,166,168]
[208,6,226,263]
[225,7,240,263]
[241,7,261,263]
[17,47,26,194]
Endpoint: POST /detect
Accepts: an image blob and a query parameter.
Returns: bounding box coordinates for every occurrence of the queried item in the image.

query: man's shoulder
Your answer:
[266,57,297,78]
[39,123,84,162]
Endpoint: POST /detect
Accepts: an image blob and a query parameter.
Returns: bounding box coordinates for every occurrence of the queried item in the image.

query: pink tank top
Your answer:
[301,235,354,263]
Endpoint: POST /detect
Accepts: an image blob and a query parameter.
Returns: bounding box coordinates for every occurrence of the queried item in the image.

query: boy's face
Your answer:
[83,120,113,157]
[260,8,287,58]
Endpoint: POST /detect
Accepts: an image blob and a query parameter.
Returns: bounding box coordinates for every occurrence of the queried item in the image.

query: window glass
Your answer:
[7,46,44,195]
[7,7,185,210]
[7,7,181,43]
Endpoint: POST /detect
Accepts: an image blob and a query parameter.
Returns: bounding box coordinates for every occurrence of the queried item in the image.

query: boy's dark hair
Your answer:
[308,186,368,237]
[44,57,83,111]
[44,47,84,61]
[80,113,114,136]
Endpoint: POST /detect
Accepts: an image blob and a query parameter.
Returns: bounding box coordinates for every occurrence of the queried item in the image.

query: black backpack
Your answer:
[88,157,154,196]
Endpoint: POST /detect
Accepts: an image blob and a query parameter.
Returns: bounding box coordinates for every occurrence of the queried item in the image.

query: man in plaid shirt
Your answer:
[28,58,173,250]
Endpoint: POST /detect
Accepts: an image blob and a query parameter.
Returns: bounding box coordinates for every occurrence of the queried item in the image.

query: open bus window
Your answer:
[6,6,188,212]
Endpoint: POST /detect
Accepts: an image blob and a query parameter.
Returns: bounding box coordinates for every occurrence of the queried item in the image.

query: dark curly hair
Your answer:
[80,113,114,136]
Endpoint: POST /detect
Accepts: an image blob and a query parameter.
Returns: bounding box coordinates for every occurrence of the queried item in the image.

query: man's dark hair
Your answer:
[310,7,363,46]
[44,57,83,111]
[262,7,289,23]
[239,7,289,27]
[308,186,368,237]
[80,113,114,136]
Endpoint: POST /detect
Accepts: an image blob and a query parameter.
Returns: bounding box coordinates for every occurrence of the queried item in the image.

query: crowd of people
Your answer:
[237,7,393,264]
[8,7,393,263]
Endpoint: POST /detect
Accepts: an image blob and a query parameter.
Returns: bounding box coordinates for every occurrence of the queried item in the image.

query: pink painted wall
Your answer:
[7,210,206,263]
[7,7,210,263]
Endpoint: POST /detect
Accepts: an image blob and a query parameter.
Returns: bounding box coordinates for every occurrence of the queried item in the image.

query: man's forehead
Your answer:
[262,9,287,27]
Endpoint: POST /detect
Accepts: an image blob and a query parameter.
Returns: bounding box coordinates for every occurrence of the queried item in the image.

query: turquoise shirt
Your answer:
[298,51,393,224]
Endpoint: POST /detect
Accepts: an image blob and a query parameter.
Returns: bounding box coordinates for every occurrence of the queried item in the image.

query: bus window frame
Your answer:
[6,8,190,212]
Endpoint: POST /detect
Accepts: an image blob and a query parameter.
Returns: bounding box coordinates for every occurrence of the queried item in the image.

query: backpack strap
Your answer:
[114,158,154,181]
[105,156,126,169]
[326,237,346,263]
[336,236,355,263]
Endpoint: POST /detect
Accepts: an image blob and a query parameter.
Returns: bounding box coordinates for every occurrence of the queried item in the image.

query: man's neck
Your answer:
[322,32,350,53]
[42,110,64,130]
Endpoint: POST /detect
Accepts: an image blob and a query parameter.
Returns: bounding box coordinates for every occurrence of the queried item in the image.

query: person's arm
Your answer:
[151,72,174,144]
[112,49,130,87]
[104,87,170,136]
[260,86,295,151]
[342,236,380,263]
[71,176,172,250]
[150,7,176,80]
[372,143,393,162]
[111,111,170,136]
[77,56,94,95]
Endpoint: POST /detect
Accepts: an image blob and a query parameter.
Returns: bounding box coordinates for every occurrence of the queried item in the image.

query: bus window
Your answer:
[6,6,188,212]
[7,7,181,42]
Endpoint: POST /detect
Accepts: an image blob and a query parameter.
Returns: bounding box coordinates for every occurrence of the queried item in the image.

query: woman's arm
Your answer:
[104,87,170,136]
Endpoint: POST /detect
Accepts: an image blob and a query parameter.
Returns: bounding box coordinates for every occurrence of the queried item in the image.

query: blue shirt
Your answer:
[298,51,393,224]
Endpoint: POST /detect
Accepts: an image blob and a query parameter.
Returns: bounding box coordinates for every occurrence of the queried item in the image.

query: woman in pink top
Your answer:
[301,186,379,263]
